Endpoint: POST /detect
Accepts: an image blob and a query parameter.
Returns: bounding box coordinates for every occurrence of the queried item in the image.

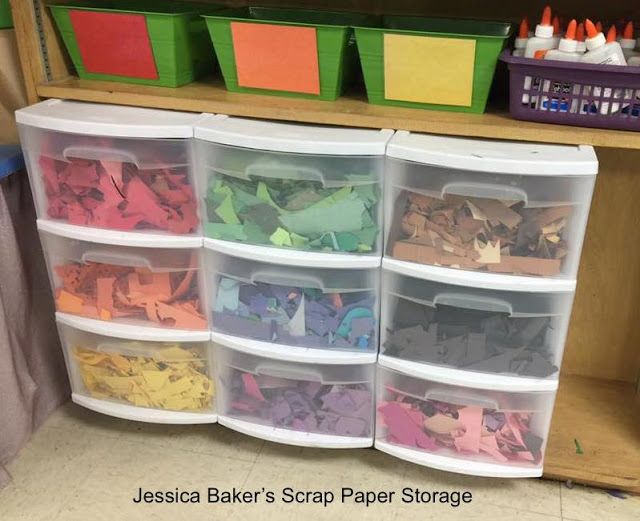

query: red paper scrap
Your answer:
[70,10,159,79]
[41,154,198,234]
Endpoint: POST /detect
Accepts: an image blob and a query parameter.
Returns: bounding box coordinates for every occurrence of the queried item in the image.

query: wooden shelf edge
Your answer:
[543,374,640,493]
[37,76,640,150]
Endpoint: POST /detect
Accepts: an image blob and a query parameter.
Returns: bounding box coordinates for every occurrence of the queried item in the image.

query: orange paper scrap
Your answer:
[54,261,206,330]
[231,22,320,94]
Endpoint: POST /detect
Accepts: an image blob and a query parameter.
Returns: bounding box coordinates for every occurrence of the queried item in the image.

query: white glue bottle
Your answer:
[581,24,626,115]
[513,18,529,56]
[620,22,639,60]
[544,19,581,61]
[524,6,557,58]
[539,20,580,112]
[581,20,626,65]
[523,6,557,105]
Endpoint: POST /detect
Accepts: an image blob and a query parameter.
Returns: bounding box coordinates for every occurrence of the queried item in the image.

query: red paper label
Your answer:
[231,22,320,95]
[70,10,159,80]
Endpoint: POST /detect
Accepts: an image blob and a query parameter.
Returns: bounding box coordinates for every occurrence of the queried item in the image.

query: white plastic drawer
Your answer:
[58,321,216,421]
[195,139,384,256]
[375,365,556,477]
[216,344,375,447]
[19,125,200,235]
[40,227,208,332]
[381,269,574,382]
[207,248,379,353]
[385,134,597,279]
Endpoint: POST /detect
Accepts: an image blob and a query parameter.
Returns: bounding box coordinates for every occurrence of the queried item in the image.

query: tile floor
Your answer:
[0,402,638,521]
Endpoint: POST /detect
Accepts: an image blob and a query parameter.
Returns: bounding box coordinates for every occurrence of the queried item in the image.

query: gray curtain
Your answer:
[0,170,69,488]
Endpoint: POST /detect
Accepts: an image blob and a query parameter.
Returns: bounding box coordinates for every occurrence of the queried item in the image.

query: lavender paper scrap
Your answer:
[228,370,373,437]
[213,277,377,350]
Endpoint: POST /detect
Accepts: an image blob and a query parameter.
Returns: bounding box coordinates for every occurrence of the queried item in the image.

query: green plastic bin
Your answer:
[204,7,378,100]
[49,0,220,87]
[0,0,12,29]
[355,16,512,113]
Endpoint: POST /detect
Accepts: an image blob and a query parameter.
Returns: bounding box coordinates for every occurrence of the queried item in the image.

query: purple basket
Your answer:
[501,50,640,131]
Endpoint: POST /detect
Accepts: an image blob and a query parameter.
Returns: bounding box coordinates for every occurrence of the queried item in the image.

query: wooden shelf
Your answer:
[37,76,640,150]
[544,374,640,493]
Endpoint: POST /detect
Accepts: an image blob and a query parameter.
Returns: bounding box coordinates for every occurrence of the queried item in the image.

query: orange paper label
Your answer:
[231,22,320,95]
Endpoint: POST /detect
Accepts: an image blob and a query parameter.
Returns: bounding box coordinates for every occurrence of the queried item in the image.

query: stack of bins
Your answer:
[194,115,392,447]
[16,99,217,424]
[376,132,598,477]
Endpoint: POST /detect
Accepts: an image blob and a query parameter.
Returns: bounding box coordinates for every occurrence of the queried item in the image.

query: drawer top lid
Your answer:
[195,115,394,155]
[387,131,598,176]
[15,99,208,138]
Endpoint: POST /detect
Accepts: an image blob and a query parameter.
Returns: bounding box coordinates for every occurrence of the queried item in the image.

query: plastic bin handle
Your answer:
[250,270,324,290]
[81,250,152,269]
[441,182,528,205]
[63,146,139,167]
[424,388,499,410]
[433,293,513,315]
[254,364,322,382]
[246,160,325,184]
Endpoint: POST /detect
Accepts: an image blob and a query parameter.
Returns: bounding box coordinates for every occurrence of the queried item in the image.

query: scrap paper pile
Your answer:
[74,344,214,411]
[391,192,572,276]
[213,276,376,349]
[378,389,544,464]
[55,261,207,330]
[384,300,557,377]
[227,370,372,437]
[39,154,199,233]
[205,175,379,252]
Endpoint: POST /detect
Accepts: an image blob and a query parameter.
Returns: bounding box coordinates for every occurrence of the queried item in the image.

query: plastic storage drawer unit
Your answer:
[39,221,208,335]
[376,361,556,477]
[17,99,205,238]
[380,260,574,389]
[385,132,598,281]
[207,248,379,362]
[216,343,375,447]
[57,314,216,423]
[195,115,392,260]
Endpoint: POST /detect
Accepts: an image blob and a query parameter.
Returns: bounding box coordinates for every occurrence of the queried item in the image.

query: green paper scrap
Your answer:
[574,438,584,455]
[270,227,293,247]
[204,174,380,253]
[257,181,286,214]
[205,222,248,242]
[215,195,241,225]
[278,198,365,236]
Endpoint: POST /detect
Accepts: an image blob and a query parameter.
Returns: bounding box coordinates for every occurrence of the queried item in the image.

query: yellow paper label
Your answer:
[384,34,476,106]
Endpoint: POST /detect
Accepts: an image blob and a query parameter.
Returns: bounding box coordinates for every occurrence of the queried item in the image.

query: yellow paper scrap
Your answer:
[384,33,476,106]
[73,344,214,412]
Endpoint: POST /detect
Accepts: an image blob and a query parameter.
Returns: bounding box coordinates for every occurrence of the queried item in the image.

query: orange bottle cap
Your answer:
[518,17,530,38]
[607,25,617,43]
[576,22,585,42]
[596,21,603,33]
[585,19,599,39]
[541,5,552,26]
[552,15,561,33]
[623,21,634,40]
[565,19,577,40]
